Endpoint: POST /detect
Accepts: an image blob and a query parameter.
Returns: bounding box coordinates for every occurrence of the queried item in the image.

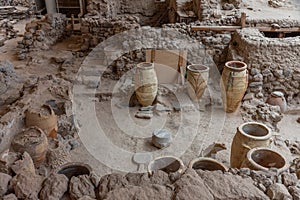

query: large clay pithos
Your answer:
[134,62,158,107]
[230,122,272,168]
[241,147,289,173]
[188,157,227,172]
[266,91,287,113]
[25,105,58,138]
[11,127,48,165]
[187,64,209,101]
[220,61,248,113]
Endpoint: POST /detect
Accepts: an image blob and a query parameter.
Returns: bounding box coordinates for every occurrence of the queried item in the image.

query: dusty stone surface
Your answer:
[174,169,214,200]
[69,174,96,200]
[196,170,269,199]
[98,171,171,199]
[78,195,97,200]
[0,60,23,107]
[104,184,173,200]
[281,172,298,187]
[10,171,44,199]
[267,183,293,200]
[1,193,18,200]
[39,173,69,200]
[0,172,12,197]
[10,152,35,175]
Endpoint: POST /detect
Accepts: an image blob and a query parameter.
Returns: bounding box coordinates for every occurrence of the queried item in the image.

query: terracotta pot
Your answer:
[220,61,248,113]
[266,91,287,113]
[25,105,58,138]
[134,62,158,107]
[230,122,272,168]
[11,127,48,165]
[56,162,92,179]
[188,157,227,172]
[148,156,185,175]
[187,64,209,101]
[241,147,289,173]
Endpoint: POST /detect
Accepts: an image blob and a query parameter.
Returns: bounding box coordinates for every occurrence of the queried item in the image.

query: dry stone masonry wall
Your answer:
[17,13,67,60]
[229,28,300,104]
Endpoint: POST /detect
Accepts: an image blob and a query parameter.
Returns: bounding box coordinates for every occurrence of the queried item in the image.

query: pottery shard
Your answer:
[0,172,12,196]
[10,171,44,199]
[196,170,269,200]
[39,173,69,200]
[104,184,173,200]
[267,183,292,200]
[174,169,214,200]
[69,174,96,200]
[2,194,18,200]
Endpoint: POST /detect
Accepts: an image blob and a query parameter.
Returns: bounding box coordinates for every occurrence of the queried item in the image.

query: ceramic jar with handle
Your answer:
[230,122,272,168]
[220,61,248,113]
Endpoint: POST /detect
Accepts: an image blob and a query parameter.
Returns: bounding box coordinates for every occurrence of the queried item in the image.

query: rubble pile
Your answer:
[241,98,283,131]
[18,13,67,60]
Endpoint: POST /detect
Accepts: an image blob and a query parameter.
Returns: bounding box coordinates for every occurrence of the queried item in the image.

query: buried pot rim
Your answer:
[188,157,228,172]
[237,121,272,141]
[245,147,289,173]
[147,155,185,175]
[55,162,93,178]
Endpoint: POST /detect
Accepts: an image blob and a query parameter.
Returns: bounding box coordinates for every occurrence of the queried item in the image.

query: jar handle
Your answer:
[242,144,251,150]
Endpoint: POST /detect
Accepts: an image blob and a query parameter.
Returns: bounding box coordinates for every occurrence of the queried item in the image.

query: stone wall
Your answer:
[80,15,140,48]
[17,13,67,60]
[228,28,300,104]
[85,0,167,25]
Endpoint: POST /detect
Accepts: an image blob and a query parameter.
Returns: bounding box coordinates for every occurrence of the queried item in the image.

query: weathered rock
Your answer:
[0,173,12,196]
[1,193,18,200]
[78,196,97,200]
[98,171,170,199]
[289,186,300,200]
[196,170,269,199]
[39,173,69,200]
[69,174,96,200]
[267,183,293,200]
[10,171,44,199]
[282,173,298,187]
[98,173,129,199]
[174,169,213,200]
[104,184,173,200]
[11,152,35,175]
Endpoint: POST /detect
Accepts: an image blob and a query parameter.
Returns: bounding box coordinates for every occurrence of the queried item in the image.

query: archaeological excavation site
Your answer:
[0,0,300,199]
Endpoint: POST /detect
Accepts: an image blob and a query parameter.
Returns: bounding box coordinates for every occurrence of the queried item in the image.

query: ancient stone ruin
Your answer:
[0,0,299,199]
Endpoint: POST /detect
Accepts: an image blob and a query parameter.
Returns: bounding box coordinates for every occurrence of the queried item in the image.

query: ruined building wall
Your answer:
[86,0,167,25]
[228,28,300,104]
[18,13,67,59]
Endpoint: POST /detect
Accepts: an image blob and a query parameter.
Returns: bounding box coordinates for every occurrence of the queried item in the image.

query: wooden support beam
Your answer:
[240,12,246,28]
[191,26,300,33]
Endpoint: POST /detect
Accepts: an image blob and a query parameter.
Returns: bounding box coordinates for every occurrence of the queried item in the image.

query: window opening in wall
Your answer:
[262,31,300,38]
